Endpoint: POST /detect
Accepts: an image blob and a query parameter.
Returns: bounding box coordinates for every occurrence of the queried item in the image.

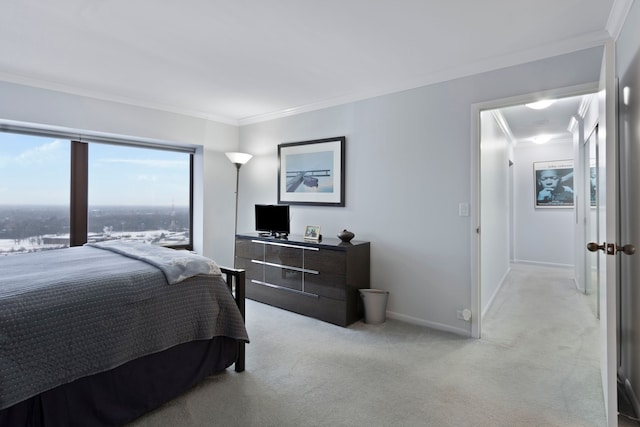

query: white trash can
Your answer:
[359,289,389,324]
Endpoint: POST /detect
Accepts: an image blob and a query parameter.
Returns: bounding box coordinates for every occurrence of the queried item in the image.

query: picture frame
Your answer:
[304,225,321,240]
[278,136,345,206]
[534,160,574,208]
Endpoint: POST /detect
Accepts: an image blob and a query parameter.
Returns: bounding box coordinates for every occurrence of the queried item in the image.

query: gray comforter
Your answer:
[0,243,249,410]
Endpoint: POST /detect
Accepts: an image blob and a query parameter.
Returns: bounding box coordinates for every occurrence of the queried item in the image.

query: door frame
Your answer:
[470,81,597,338]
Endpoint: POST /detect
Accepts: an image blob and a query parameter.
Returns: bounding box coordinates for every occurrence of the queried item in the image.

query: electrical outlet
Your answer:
[457,309,472,321]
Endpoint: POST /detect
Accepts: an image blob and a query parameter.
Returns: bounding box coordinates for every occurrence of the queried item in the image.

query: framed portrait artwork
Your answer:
[534,160,574,208]
[277,136,345,206]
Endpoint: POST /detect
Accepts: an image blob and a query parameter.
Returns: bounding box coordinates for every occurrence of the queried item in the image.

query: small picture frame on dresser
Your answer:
[304,225,321,240]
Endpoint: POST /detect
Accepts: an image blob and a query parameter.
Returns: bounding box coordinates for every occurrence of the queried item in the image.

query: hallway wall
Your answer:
[513,141,575,266]
[480,110,511,314]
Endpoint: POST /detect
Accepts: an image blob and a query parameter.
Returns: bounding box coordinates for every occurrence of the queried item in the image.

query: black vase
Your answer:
[337,229,355,242]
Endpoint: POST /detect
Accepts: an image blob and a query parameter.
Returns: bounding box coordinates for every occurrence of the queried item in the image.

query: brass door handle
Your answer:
[587,242,636,255]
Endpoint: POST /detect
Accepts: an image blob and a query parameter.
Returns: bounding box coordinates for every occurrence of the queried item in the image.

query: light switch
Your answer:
[459,203,469,217]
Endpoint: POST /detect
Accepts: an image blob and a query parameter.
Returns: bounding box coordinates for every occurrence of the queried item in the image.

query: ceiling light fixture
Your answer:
[525,99,556,110]
[532,135,552,144]
[623,86,631,106]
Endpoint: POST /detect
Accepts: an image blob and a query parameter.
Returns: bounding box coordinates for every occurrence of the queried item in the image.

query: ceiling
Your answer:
[0,0,623,128]
[497,94,591,146]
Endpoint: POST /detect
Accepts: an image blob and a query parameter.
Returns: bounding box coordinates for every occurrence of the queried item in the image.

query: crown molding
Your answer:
[490,110,516,145]
[0,71,240,126]
[607,0,635,40]
[0,27,613,129]
[238,30,610,126]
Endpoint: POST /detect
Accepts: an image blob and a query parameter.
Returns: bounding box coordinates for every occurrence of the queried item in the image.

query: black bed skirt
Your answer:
[0,336,239,427]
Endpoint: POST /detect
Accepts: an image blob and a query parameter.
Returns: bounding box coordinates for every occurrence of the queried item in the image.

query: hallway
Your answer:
[480,263,605,424]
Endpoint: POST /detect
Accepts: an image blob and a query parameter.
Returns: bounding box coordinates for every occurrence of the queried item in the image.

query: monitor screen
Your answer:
[255,204,290,236]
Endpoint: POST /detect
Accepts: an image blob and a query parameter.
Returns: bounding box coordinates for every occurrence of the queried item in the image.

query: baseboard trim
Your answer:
[573,277,584,292]
[512,259,574,269]
[482,266,511,318]
[386,311,470,337]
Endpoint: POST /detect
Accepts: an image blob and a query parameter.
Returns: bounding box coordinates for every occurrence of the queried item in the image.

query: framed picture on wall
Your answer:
[534,160,574,208]
[277,136,345,206]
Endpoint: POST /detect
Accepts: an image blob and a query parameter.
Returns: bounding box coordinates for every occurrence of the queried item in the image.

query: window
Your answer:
[0,133,70,254]
[88,143,192,247]
[0,129,193,255]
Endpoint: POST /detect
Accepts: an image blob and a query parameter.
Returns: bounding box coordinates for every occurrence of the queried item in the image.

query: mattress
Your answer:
[0,243,249,410]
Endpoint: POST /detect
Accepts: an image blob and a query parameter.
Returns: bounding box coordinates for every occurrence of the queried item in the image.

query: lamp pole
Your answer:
[233,162,241,236]
[225,152,253,266]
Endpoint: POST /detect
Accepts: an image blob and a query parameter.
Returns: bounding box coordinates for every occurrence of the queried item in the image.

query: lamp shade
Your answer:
[225,152,253,165]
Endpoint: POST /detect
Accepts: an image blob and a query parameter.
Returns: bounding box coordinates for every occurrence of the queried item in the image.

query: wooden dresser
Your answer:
[235,233,370,326]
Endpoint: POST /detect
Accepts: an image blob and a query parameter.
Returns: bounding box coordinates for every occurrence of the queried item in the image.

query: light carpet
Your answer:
[129,263,608,426]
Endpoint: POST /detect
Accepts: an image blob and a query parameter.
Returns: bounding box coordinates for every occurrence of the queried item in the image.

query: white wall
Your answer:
[512,141,575,266]
[480,111,511,314]
[239,47,602,335]
[0,81,240,266]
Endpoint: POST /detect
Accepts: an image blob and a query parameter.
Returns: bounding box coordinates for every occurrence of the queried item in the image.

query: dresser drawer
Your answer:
[304,249,346,275]
[304,272,346,300]
[234,257,263,282]
[264,244,303,269]
[236,239,263,260]
[265,264,303,292]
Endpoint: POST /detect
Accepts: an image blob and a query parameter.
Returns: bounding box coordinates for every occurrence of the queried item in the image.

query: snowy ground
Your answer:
[0,230,189,255]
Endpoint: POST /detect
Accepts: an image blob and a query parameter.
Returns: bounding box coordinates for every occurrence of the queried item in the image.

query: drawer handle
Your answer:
[251,259,319,274]
[251,280,319,298]
[250,240,320,251]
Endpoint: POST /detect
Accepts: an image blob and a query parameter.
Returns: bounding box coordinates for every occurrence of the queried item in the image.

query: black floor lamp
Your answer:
[225,152,253,263]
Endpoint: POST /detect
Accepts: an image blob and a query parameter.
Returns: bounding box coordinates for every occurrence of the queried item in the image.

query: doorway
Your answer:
[473,42,622,425]
[471,87,598,338]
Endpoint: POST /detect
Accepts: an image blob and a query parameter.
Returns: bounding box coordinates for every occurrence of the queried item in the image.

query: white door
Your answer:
[592,39,619,427]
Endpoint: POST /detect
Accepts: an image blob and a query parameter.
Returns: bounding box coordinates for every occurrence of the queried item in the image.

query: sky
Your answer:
[0,132,190,206]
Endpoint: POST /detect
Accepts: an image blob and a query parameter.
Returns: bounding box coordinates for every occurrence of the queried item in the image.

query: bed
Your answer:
[0,241,249,427]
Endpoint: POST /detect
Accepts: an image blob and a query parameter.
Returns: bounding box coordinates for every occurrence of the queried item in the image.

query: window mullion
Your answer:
[70,141,88,246]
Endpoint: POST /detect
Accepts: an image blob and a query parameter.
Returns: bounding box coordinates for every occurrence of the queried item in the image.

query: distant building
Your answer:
[42,236,70,245]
